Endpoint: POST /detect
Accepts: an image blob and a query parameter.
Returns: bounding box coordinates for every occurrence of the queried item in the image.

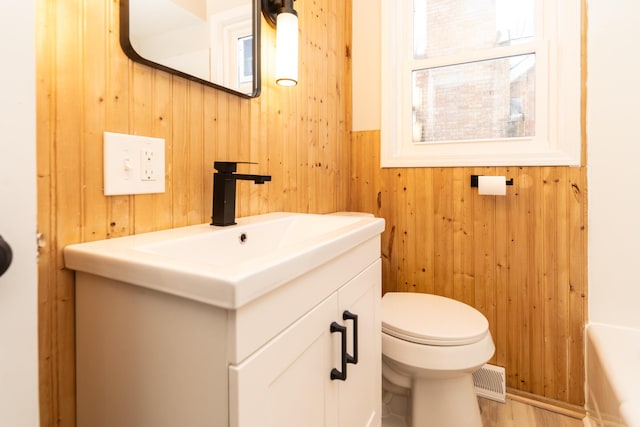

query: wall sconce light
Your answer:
[262,0,298,86]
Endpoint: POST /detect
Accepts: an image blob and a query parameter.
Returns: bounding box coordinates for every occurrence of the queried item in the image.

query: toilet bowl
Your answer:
[381,292,495,427]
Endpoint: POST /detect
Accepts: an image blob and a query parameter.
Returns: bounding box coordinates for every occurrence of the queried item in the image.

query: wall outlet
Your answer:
[104,132,165,195]
[141,149,159,181]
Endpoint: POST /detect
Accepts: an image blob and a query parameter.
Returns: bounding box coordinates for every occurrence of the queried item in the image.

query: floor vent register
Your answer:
[473,363,506,403]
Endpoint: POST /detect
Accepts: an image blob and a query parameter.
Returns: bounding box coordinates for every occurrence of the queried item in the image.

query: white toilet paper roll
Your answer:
[478,176,507,196]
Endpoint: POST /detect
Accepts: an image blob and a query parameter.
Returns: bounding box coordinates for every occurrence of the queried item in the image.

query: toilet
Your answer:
[381,292,495,427]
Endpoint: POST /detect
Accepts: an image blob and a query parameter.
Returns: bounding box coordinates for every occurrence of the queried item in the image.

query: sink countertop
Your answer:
[64,212,385,309]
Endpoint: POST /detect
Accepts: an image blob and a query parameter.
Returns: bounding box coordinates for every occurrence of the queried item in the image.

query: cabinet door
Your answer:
[229,293,340,427]
[338,260,382,427]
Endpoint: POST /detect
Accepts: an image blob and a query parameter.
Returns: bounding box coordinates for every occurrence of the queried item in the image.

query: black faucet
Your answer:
[211,161,271,226]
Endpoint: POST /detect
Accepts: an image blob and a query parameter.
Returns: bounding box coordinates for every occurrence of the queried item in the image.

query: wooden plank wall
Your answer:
[350,2,589,408]
[350,137,588,407]
[35,0,352,425]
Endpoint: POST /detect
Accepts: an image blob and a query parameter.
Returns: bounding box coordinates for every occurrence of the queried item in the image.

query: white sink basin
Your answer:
[64,212,385,308]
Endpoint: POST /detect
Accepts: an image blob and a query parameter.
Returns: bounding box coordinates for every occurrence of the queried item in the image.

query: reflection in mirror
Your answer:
[120,0,260,98]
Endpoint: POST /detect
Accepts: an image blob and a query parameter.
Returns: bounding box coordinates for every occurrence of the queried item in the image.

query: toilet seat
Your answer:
[382,292,489,346]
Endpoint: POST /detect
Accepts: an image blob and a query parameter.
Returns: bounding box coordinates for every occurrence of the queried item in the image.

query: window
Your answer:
[380,0,581,167]
[237,35,254,85]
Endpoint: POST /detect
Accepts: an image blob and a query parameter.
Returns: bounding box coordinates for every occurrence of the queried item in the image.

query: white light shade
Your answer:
[275,12,298,86]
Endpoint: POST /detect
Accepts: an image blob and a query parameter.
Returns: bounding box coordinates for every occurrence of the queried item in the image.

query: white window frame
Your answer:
[209,5,253,93]
[380,0,581,167]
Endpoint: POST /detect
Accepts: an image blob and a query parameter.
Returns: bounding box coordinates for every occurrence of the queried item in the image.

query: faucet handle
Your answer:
[214,161,258,173]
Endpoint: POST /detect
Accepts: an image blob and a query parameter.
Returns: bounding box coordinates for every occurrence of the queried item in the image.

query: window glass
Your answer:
[413,0,535,59]
[411,54,535,143]
[381,0,581,167]
[238,36,253,84]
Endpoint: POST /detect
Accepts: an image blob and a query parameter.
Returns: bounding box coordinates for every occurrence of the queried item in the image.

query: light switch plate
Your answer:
[104,132,165,195]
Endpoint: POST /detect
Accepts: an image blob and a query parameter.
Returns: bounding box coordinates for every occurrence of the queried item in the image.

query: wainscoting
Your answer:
[350,130,588,406]
[36,0,588,425]
[36,0,352,425]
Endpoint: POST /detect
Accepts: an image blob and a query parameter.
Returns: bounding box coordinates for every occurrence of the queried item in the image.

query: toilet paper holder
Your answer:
[470,175,514,188]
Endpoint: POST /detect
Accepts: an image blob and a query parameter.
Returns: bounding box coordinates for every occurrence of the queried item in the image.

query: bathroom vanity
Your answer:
[65,212,384,427]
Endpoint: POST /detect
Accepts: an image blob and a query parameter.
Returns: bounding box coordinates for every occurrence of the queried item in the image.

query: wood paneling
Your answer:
[36,0,352,425]
[37,0,587,423]
[349,131,588,406]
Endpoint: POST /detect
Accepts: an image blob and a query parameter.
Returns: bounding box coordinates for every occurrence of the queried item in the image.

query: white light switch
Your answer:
[104,132,165,195]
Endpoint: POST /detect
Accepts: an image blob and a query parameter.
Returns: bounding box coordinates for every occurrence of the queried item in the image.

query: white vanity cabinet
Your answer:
[229,260,381,427]
[69,213,384,427]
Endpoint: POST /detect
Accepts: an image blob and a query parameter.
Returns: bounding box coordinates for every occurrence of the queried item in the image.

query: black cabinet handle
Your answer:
[343,311,359,365]
[330,321,347,381]
[0,235,12,277]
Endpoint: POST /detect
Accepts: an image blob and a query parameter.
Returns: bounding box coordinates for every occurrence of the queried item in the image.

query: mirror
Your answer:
[120,0,260,98]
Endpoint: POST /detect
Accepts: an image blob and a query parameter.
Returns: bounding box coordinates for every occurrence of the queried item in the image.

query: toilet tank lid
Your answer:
[381,292,489,346]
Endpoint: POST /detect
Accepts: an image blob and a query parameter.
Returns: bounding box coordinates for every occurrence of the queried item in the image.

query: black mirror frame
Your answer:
[119,0,261,98]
